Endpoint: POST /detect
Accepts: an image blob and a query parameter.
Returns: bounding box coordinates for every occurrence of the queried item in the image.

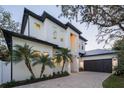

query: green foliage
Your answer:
[48,74,52,79]
[0,45,11,62]
[0,6,20,33]
[32,53,55,78]
[13,44,36,78]
[59,5,124,46]
[54,48,72,72]
[42,74,47,80]
[52,71,69,78]
[102,74,124,88]
[113,38,124,76]
[0,80,16,88]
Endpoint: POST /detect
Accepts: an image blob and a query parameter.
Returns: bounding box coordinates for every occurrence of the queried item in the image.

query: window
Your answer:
[60,31,64,42]
[70,33,76,50]
[60,38,64,42]
[82,45,84,50]
[53,31,57,39]
[34,22,41,30]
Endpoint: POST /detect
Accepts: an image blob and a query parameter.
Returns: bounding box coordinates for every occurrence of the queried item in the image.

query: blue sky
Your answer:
[1,5,109,51]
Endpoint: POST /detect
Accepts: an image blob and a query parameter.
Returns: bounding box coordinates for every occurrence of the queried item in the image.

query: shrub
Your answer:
[0,80,16,88]
[48,74,53,79]
[79,68,83,71]
[30,76,35,80]
[53,72,58,78]
[114,67,124,76]
[63,71,69,76]
[57,71,61,76]
[53,72,56,76]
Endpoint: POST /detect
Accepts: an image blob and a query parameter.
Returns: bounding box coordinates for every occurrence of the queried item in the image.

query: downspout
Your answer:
[10,38,13,81]
[28,15,30,36]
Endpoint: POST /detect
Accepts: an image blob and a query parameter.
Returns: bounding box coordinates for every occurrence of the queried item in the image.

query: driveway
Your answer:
[16,71,110,88]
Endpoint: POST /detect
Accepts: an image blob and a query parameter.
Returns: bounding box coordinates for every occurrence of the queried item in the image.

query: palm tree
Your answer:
[13,44,36,78]
[54,48,72,72]
[32,53,55,78]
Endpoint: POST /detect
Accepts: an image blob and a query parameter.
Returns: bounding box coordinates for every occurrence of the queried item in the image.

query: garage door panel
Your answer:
[103,59,112,73]
[84,59,112,73]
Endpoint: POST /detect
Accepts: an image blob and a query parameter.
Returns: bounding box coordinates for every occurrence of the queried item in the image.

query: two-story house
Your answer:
[1,8,118,84]
[1,8,87,81]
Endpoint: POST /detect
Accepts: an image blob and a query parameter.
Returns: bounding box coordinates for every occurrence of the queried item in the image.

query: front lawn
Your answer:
[102,74,124,88]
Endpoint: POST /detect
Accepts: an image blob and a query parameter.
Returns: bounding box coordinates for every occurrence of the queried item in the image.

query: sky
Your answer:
[1,5,110,51]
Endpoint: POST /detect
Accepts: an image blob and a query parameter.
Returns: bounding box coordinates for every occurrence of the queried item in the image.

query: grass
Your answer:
[102,74,124,88]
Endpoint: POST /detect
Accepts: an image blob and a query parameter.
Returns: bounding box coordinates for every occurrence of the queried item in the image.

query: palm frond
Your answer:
[12,50,23,63]
[32,61,39,66]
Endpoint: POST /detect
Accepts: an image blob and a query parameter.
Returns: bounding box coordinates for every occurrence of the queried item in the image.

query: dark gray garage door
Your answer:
[84,59,112,73]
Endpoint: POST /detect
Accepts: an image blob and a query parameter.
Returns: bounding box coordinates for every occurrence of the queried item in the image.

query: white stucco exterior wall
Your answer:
[22,14,87,76]
[12,36,70,81]
[44,18,67,48]
[66,28,80,56]
[23,16,86,55]
[0,61,11,84]
[79,39,86,54]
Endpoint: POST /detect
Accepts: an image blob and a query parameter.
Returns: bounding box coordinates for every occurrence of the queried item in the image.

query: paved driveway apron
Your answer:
[16,71,110,88]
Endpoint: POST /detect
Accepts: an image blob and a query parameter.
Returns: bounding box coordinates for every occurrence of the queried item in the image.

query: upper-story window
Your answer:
[53,26,57,39]
[60,37,64,42]
[34,22,41,30]
[60,31,64,42]
[53,31,57,39]
[82,45,84,50]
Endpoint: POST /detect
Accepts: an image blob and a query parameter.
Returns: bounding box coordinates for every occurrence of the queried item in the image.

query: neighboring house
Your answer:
[0,8,118,84]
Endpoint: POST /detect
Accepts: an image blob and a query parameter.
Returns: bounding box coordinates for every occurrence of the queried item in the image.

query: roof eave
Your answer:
[2,29,58,48]
[83,52,117,57]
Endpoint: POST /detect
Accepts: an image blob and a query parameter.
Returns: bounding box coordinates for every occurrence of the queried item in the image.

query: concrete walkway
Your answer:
[16,71,110,88]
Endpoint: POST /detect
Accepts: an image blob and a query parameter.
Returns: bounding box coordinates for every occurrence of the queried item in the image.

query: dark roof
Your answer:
[21,8,85,37]
[65,22,82,34]
[42,11,66,29]
[21,8,43,34]
[2,29,58,48]
[83,49,117,57]
[79,35,88,42]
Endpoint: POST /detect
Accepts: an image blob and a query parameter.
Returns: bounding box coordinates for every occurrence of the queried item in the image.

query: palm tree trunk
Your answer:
[61,61,65,72]
[25,60,35,79]
[40,64,45,78]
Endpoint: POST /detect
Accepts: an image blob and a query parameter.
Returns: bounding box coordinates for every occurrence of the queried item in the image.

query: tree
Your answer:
[0,6,20,43]
[13,44,36,78]
[0,44,10,62]
[54,48,72,72]
[59,5,124,46]
[32,53,54,78]
[0,6,20,62]
[0,6,20,33]
[113,38,124,75]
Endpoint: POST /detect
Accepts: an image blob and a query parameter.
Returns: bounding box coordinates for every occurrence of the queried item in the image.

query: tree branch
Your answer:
[119,23,124,31]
